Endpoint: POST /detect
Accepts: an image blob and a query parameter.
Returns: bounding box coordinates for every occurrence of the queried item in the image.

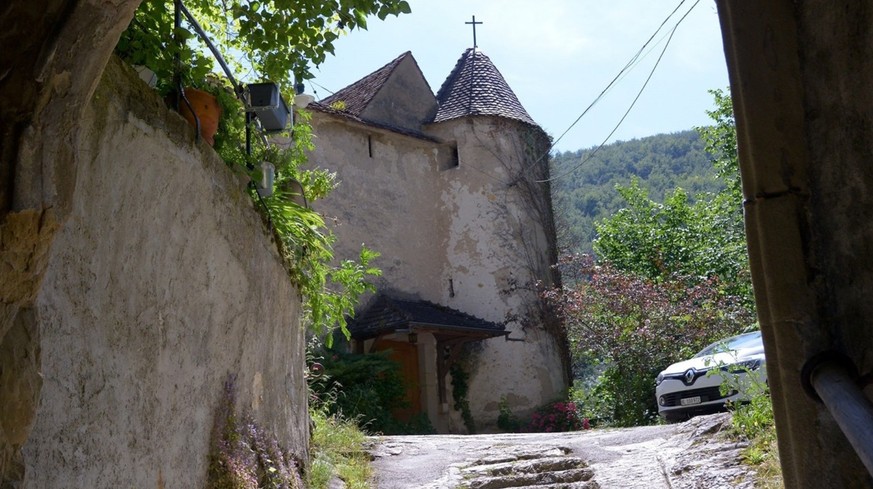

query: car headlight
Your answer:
[655,373,664,386]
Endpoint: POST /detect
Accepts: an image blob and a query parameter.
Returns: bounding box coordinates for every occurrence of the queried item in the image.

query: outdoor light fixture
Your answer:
[408,331,418,344]
[247,82,291,133]
[256,161,275,198]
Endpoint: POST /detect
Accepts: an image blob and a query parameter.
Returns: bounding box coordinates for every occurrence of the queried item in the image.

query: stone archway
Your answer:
[0,0,140,481]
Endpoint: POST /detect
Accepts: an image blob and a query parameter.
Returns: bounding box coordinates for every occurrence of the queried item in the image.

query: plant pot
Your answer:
[177,87,221,146]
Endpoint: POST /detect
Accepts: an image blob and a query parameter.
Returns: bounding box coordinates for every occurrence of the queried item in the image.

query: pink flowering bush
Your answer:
[526,401,590,433]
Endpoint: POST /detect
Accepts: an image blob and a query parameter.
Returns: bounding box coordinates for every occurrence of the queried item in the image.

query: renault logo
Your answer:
[684,368,697,385]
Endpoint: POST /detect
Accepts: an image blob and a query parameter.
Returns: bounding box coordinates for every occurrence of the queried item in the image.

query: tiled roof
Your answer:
[309,101,439,142]
[348,294,505,340]
[319,51,411,117]
[433,48,538,126]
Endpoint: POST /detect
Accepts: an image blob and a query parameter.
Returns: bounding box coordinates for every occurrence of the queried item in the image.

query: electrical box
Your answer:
[247,82,292,133]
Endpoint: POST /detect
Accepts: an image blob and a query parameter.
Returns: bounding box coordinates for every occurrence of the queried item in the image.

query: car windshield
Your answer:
[694,331,761,358]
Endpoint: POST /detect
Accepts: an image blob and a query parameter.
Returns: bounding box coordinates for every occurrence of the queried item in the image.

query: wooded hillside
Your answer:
[551,130,722,254]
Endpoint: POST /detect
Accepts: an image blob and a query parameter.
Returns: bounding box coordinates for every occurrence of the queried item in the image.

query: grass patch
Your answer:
[744,429,782,488]
[724,380,783,488]
[307,409,373,489]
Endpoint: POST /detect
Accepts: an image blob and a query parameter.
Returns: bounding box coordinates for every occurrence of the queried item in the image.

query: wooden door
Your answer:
[373,339,421,421]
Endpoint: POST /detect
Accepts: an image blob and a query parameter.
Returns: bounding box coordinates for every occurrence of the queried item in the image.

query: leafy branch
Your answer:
[115,0,412,93]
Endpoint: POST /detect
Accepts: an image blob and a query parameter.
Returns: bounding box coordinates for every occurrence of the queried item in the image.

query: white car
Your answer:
[655,331,767,422]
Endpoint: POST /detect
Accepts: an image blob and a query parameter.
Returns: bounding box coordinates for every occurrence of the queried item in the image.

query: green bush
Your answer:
[308,348,434,435]
[496,396,521,432]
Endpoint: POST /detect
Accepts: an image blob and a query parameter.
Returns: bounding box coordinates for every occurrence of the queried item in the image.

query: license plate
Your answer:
[680,396,702,406]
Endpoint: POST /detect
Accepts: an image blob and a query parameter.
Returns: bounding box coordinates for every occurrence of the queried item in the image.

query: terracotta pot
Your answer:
[177,87,221,146]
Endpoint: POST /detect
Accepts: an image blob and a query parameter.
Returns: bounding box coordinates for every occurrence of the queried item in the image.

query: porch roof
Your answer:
[348,294,506,341]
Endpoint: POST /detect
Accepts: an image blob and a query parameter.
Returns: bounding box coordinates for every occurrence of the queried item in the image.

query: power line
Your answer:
[547,0,690,152]
[509,0,696,186]
[539,0,701,184]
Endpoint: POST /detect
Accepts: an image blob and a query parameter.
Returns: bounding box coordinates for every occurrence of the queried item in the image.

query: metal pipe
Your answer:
[810,361,873,476]
[175,1,240,93]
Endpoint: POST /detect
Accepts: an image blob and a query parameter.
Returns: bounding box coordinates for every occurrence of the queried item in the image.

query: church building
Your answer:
[307,48,569,433]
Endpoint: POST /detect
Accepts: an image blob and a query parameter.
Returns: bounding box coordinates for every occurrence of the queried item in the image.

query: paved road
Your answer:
[368,413,756,489]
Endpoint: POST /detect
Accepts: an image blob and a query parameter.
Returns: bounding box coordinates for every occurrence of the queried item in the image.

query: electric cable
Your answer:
[547,0,689,152]
[509,0,697,186]
[539,0,701,183]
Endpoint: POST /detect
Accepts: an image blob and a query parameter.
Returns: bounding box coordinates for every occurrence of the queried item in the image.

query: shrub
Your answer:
[308,349,405,433]
[496,395,522,433]
[526,400,590,433]
[307,347,434,435]
[545,254,753,426]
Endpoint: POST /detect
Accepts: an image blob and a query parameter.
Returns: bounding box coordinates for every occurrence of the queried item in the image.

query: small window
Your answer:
[367,135,373,158]
[440,144,460,170]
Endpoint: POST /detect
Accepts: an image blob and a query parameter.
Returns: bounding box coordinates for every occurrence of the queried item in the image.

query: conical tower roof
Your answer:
[433,48,537,126]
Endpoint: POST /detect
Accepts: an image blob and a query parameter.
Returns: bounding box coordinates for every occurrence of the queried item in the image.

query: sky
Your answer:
[307,0,730,153]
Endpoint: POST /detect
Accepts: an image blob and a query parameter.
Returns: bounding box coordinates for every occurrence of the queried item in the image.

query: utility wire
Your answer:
[547,0,689,152]
[509,0,694,186]
[539,0,701,183]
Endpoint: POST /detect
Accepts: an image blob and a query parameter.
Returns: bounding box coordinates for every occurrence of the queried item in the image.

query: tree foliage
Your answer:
[547,89,755,426]
[593,88,751,306]
[116,0,412,92]
[547,255,754,426]
[551,130,722,255]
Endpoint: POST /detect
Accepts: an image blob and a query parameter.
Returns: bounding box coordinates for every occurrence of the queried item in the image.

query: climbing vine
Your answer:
[470,120,571,380]
[450,362,476,434]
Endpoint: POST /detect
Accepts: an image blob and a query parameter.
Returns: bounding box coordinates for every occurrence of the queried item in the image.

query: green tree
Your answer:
[117,0,412,92]
[593,88,752,306]
[550,130,722,255]
[547,89,755,426]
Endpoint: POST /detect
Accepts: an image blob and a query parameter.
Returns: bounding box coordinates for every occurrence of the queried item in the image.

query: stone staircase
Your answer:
[452,446,599,489]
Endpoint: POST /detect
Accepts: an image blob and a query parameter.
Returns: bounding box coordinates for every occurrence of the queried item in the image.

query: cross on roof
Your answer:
[465,15,483,48]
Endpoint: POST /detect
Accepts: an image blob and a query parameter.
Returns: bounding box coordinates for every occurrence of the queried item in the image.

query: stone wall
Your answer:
[718,1,873,485]
[12,58,308,487]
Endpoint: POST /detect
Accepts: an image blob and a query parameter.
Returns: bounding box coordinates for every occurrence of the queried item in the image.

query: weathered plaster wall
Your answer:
[310,114,450,302]
[17,58,308,488]
[427,117,566,428]
[1,1,141,481]
[362,56,438,132]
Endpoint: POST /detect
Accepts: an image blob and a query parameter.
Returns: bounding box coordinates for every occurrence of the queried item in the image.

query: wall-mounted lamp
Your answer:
[246,82,291,133]
[256,161,275,198]
[408,331,418,344]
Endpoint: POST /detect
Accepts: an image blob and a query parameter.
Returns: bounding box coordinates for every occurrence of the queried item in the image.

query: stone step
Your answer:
[467,467,595,489]
[462,457,588,477]
[469,447,572,467]
[511,482,600,489]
